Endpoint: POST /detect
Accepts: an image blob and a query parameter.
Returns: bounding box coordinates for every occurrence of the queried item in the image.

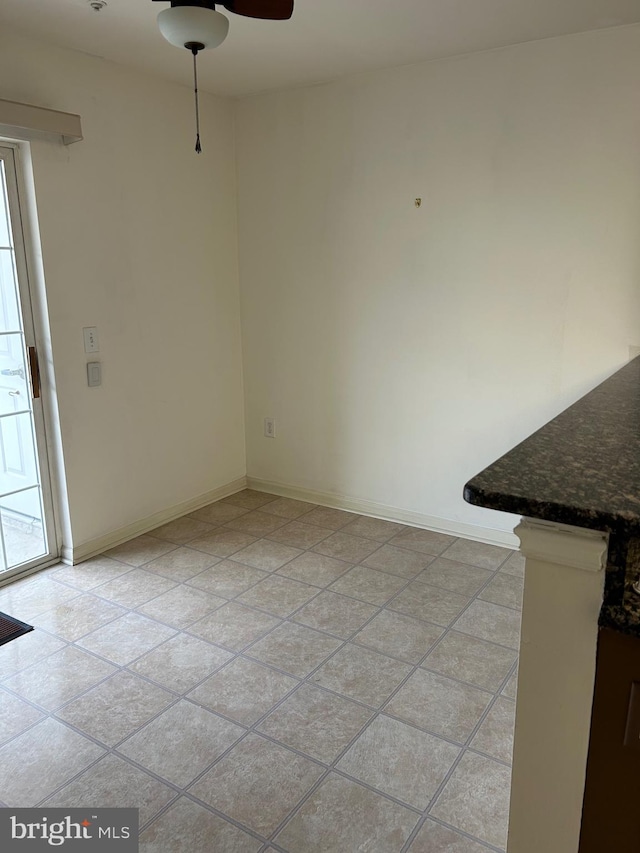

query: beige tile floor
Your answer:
[0,490,523,852]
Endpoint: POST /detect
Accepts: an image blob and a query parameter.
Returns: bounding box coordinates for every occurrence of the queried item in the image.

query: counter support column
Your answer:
[508,518,608,853]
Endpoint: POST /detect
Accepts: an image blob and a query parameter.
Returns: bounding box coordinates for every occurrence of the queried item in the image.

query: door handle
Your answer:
[28,347,40,399]
[8,390,20,397]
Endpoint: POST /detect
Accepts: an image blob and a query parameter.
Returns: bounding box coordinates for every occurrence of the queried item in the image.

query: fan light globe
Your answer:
[157,6,229,50]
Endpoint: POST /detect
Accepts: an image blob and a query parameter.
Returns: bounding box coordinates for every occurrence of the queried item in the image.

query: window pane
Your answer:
[0,411,39,495]
[0,334,28,416]
[0,162,12,249]
[0,486,46,569]
[0,250,22,333]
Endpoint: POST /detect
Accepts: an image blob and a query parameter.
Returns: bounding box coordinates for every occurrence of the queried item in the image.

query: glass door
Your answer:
[0,144,57,578]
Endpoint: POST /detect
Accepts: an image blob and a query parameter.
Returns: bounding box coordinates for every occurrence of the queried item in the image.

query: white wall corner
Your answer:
[66,476,247,564]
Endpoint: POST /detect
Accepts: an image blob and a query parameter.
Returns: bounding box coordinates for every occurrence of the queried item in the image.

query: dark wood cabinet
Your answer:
[579,628,640,852]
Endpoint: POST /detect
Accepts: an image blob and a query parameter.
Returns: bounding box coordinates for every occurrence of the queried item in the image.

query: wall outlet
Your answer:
[83,326,99,353]
[264,417,276,438]
[629,346,640,361]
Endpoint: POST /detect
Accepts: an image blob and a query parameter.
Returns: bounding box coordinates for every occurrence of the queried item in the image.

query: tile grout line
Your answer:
[0,632,515,837]
[0,618,516,767]
[139,553,446,842]
[3,525,417,837]
[390,554,518,852]
[3,620,514,790]
[1,596,515,764]
[0,492,519,851]
[133,581,508,843]
[399,657,520,852]
[261,555,517,847]
[6,519,519,664]
[38,738,271,847]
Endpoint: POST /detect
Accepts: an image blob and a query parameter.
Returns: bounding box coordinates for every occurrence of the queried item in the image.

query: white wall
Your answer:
[235,25,640,537]
[2,24,639,554]
[0,30,246,552]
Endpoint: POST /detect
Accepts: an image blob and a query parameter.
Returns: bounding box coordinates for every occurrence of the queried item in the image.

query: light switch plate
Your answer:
[83,327,99,353]
[87,362,101,387]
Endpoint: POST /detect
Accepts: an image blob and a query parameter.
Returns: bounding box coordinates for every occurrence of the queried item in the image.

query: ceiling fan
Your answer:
[152,0,294,151]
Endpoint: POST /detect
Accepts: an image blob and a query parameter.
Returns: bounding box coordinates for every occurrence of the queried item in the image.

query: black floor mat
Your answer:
[0,611,34,647]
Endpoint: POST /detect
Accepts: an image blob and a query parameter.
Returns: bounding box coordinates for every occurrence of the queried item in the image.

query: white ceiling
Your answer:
[3,0,640,97]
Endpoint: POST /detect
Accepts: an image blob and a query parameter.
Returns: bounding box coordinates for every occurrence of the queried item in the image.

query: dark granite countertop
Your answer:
[464,356,640,635]
[464,356,640,537]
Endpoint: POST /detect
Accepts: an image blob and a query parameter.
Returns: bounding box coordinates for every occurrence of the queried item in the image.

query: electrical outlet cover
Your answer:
[83,326,99,353]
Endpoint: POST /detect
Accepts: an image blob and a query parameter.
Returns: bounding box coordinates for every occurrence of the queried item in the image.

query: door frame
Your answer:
[0,140,62,585]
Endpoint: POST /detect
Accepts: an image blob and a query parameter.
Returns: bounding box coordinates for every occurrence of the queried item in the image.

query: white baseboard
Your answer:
[246,477,519,550]
[63,473,518,565]
[66,476,248,564]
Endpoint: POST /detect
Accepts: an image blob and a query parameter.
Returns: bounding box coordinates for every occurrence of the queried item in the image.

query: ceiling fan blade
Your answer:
[222,0,293,20]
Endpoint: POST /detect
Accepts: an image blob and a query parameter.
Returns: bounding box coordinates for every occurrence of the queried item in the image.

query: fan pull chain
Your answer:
[192,48,202,154]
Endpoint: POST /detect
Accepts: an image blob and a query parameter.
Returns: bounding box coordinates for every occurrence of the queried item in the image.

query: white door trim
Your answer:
[0,141,62,578]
